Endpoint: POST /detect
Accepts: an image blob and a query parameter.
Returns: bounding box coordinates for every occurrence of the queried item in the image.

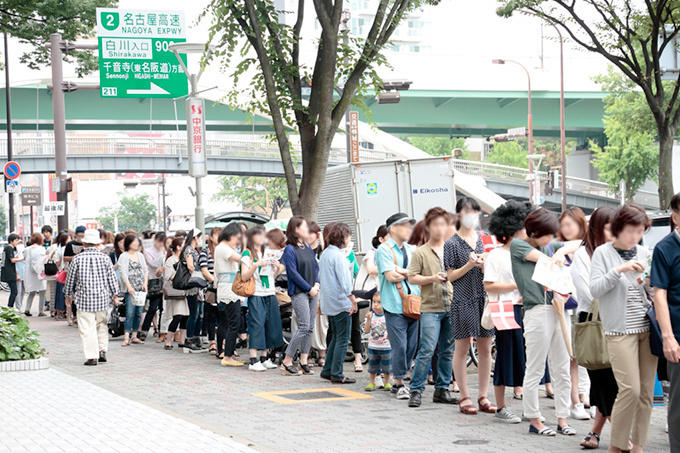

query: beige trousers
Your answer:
[77,310,109,360]
[606,331,658,449]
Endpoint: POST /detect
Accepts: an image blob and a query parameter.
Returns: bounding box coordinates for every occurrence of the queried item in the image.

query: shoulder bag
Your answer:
[172,256,192,290]
[147,277,163,295]
[646,305,664,358]
[163,278,185,298]
[389,248,420,320]
[232,258,256,298]
[573,299,611,370]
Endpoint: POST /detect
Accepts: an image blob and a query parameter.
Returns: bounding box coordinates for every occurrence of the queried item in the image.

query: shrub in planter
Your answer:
[0,307,45,361]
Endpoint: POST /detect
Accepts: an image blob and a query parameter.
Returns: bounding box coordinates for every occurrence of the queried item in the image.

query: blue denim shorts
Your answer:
[368,348,392,375]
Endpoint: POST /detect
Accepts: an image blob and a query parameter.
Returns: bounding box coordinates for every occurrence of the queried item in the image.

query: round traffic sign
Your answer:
[4,161,21,180]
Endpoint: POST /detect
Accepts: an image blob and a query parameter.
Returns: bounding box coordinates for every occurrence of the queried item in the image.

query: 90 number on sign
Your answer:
[155,41,175,52]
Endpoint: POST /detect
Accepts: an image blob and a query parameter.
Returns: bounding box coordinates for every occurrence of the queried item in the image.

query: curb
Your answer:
[0,357,50,372]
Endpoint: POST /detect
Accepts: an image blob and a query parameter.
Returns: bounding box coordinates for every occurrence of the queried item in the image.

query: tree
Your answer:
[590,69,659,201]
[404,136,469,158]
[0,208,6,238]
[213,176,289,219]
[486,139,567,169]
[498,1,680,209]
[202,0,441,219]
[97,193,157,233]
[1,0,117,76]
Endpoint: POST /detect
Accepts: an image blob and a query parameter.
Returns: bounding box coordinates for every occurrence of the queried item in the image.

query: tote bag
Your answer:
[172,257,192,290]
[573,299,611,370]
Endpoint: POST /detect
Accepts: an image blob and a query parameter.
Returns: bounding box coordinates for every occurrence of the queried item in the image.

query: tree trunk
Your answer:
[296,131,333,221]
[658,126,676,209]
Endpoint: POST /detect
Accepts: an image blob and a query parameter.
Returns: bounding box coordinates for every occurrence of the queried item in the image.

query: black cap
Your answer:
[385,212,415,229]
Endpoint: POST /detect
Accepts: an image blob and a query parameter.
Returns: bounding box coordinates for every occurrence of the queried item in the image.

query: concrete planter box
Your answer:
[0,357,49,372]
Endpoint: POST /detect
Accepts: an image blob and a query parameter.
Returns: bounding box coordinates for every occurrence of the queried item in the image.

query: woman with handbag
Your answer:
[570,206,618,449]
[590,205,657,453]
[280,216,320,376]
[163,237,190,350]
[23,233,47,317]
[241,226,284,371]
[181,228,207,353]
[139,232,167,340]
[119,234,148,347]
[199,227,222,354]
[484,200,533,424]
[214,223,245,366]
[444,197,494,415]
[52,233,69,320]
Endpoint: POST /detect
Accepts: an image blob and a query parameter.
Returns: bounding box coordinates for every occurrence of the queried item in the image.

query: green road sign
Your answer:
[96,8,188,98]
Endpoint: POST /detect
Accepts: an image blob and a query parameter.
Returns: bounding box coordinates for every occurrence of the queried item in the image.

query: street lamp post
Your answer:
[169,43,214,243]
[519,10,567,212]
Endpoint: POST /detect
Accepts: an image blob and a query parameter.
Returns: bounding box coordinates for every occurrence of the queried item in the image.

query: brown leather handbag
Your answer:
[232,261,255,298]
[390,248,421,320]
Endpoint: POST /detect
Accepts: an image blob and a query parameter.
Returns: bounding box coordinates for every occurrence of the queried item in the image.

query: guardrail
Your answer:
[0,136,397,163]
[452,159,660,209]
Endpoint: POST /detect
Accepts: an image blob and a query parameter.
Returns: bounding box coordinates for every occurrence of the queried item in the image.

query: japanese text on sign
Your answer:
[350,111,360,163]
[186,97,207,178]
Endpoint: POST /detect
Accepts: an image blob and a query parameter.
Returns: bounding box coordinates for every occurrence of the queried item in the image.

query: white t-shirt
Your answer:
[483,247,521,305]
[354,248,378,292]
[241,249,276,297]
[214,243,244,303]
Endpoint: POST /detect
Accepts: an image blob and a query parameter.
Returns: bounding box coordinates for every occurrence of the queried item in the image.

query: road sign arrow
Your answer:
[127,83,170,96]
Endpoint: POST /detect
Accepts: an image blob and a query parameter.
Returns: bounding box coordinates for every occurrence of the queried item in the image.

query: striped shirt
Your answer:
[199,248,215,290]
[606,283,649,335]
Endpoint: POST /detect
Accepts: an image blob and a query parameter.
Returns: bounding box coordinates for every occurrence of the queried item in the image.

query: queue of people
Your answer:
[4,194,680,453]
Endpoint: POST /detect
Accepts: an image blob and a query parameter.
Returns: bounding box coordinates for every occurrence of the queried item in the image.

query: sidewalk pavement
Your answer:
[2,300,673,452]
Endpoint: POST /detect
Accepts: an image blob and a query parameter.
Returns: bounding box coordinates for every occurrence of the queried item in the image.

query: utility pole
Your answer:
[4,32,15,233]
[48,34,68,233]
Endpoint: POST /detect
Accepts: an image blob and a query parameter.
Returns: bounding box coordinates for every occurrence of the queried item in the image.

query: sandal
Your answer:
[281,364,302,376]
[529,425,556,436]
[354,363,363,373]
[209,347,217,355]
[478,396,497,414]
[316,357,326,367]
[458,397,478,415]
[580,432,600,449]
[121,341,130,347]
[156,334,166,344]
[164,344,173,350]
[300,363,314,375]
[513,392,523,400]
[545,390,555,399]
[131,338,144,344]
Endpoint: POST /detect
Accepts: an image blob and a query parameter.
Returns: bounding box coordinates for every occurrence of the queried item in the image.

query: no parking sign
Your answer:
[4,161,21,180]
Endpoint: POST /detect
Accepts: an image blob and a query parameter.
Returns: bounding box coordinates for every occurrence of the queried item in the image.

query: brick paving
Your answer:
[3,301,672,452]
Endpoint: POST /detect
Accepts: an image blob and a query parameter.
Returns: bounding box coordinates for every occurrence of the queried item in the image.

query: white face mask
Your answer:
[461,214,479,230]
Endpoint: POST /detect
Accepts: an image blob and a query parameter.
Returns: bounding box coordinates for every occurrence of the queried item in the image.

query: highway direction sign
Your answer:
[97,8,188,98]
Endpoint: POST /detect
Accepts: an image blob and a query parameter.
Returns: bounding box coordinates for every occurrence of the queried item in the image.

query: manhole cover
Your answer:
[279,391,344,401]
[452,440,489,445]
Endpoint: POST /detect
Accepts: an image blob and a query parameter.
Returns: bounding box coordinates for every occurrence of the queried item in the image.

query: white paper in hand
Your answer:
[531,255,576,295]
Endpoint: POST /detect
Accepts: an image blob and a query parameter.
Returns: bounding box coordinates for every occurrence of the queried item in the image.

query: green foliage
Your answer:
[497,0,680,207]
[404,136,469,158]
[0,208,7,239]
[97,193,156,233]
[0,307,45,362]
[0,0,118,76]
[200,0,444,218]
[590,69,659,201]
[213,176,289,219]
[486,139,568,169]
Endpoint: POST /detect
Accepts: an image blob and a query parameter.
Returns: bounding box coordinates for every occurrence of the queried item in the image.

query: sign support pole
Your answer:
[4,32,15,234]
[187,74,204,242]
[49,33,69,233]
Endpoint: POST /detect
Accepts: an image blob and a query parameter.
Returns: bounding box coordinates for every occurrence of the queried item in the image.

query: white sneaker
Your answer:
[589,406,596,419]
[375,376,384,389]
[494,407,521,424]
[571,403,590,420]
[262,359,278,370]
[249,361,267,372]
[396,386,411,400]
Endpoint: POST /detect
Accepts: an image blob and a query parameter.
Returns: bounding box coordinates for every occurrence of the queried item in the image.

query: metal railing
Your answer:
[452,159,660,209]
[0,136,397,163]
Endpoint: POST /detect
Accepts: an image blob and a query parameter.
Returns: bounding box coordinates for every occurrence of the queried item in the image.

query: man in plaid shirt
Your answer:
[65,230,120,366]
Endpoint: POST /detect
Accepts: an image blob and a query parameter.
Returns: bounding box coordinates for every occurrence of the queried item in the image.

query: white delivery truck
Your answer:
[317,156,506,254]
[317,157,458,254]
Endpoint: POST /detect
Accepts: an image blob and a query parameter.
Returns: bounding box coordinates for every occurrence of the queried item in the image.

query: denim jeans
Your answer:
[124,293,144,333]
[185,294,200,338]
[247,295,284,350]
[410,311,455,394]
[322,311,350,379]
[383,310,419,380]
[6,280,17,308]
